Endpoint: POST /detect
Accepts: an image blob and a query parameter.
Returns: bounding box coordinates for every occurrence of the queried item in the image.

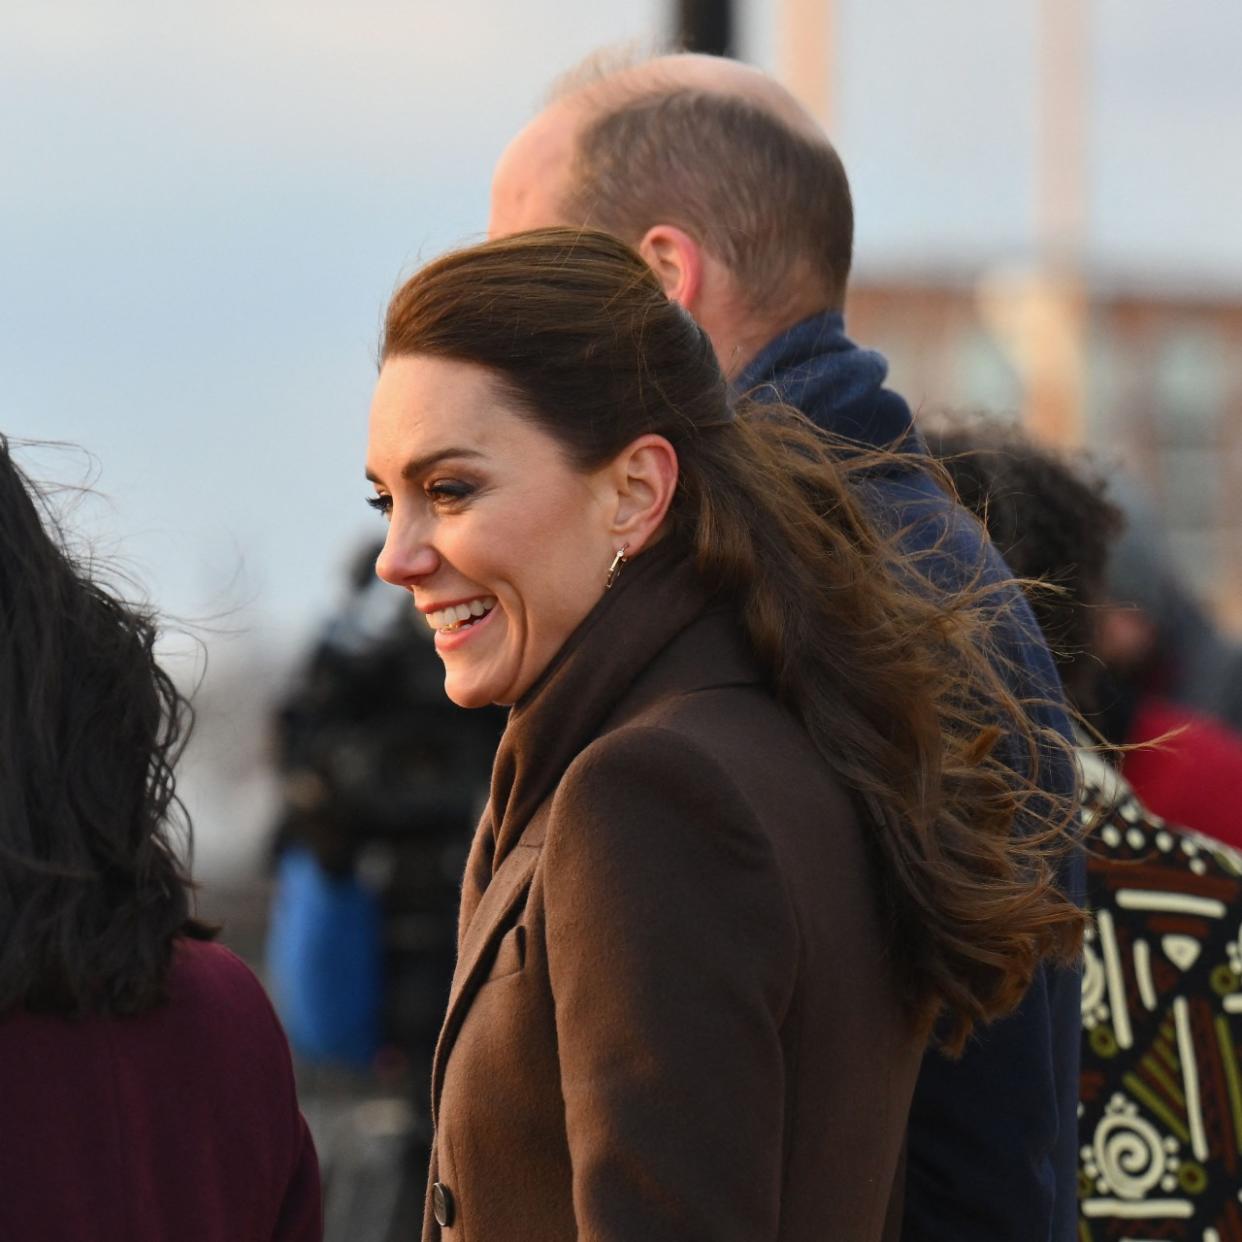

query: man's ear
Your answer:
[637,226,704,312]
[606,434,680,553]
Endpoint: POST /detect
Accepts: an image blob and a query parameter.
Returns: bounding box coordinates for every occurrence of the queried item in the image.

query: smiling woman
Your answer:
[364,228,1084,1242]
[366,354,663,707]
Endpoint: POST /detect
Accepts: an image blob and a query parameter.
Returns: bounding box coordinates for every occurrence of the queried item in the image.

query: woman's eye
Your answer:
[426,479,474,507]
[366,494,392,519]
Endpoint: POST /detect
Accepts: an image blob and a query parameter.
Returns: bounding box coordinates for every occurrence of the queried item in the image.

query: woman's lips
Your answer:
[433,598,500,652]
[424,595,497,631]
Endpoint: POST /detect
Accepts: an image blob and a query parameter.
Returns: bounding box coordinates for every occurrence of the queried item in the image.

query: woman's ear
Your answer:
[606,434,679,553]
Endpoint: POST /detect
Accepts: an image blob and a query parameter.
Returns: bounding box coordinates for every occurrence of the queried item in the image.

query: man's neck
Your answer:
[713,300,839,379]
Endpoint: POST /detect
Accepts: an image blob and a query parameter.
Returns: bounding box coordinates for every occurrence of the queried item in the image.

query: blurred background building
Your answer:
[848,280,1242,628]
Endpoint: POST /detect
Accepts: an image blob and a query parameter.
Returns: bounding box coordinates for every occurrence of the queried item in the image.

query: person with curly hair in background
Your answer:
[0,439,322,1242]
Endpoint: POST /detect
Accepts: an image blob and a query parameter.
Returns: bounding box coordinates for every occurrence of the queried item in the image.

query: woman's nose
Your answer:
[376,525,440,587]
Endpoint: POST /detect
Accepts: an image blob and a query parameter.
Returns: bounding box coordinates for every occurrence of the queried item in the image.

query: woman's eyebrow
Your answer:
[366,447,486,484]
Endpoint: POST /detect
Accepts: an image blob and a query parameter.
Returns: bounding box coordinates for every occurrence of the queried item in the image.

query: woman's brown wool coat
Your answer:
[424,546,925,1241]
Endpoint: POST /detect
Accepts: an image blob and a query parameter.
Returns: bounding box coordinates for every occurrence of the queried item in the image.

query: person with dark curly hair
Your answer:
[0,439,322,1242]
[925,415,1124,713]
[929,415,1242,851]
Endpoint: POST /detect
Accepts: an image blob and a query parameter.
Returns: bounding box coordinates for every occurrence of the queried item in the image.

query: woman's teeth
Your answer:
[425,597,497,632]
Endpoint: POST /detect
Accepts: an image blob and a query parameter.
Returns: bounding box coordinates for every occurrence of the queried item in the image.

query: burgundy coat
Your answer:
[423,543,923,1241]
[0,938,321,1242]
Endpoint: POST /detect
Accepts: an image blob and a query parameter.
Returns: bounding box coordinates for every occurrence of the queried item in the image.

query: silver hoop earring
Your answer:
[605,544,630,590]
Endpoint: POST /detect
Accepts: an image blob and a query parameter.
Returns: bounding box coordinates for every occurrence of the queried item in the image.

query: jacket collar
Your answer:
[737,309,925,457]
[455,538,762,944]
[484,535,714,873]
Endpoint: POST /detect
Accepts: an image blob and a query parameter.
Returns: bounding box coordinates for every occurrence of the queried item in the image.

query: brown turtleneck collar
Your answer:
[485,537,710,866]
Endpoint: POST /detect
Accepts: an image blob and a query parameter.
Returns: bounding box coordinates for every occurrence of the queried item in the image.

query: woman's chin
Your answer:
[442,675,497,710]
[442,660,524,708]
[443,664,533,710]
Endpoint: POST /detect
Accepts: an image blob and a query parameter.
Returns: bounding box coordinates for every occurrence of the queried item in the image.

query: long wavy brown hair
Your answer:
[380,227,1084,1054]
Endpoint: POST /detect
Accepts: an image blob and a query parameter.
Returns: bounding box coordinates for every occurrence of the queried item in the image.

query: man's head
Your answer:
[488,52,854,374]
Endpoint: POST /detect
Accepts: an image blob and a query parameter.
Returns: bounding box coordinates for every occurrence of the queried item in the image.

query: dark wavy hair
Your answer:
[0,440,214,1017]
[379,227,1085,1054]
[925,415,1124,712]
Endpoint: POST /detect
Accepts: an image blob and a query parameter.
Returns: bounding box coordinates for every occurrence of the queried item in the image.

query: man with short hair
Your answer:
[489,52,1083,1242]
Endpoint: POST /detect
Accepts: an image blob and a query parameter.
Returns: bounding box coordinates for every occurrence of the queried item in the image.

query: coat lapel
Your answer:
[430,804,549,1126]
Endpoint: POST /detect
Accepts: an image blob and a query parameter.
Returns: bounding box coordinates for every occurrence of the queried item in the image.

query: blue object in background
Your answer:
[266,846,382,1068]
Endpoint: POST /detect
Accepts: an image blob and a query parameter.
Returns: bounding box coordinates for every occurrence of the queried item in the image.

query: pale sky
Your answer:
[5,0,1241,647]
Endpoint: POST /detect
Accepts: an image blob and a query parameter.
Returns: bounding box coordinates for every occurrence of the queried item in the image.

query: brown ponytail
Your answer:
[381,227,1084,1054]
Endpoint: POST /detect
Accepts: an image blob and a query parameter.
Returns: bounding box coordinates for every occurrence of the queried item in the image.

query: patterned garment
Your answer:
[1078,750,1242,1240]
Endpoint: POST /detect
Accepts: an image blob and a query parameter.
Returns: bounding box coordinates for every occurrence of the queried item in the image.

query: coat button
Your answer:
[432,1181,455,1228]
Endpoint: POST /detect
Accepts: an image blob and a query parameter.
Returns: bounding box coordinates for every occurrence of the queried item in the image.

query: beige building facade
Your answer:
[846,277,1242,632]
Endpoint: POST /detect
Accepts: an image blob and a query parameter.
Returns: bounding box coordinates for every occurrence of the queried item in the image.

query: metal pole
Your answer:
[676,0,734,58]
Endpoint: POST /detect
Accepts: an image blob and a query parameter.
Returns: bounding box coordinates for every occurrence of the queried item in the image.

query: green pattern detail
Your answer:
[1154,1037,1179,1073]
[1091,1025,1118,1057]
[1178,1160,1207,1194]
[1122,1072,1191,1143]
[1210,963,1239,996]
[1139,1052,1185,1106]
[1216,1015,1242,1157]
